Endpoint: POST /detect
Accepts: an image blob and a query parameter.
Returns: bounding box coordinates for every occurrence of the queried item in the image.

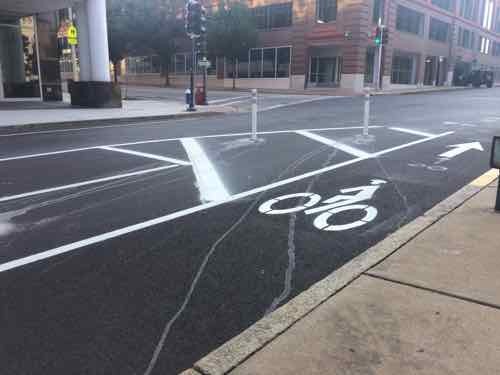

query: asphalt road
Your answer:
[0,87,499,375]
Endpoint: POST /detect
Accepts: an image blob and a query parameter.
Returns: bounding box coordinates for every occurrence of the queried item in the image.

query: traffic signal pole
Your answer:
[376,26,384,90]
[188,37,196,111]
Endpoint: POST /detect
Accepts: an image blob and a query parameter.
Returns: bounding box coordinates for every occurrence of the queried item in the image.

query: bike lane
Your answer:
[0,130,490,375]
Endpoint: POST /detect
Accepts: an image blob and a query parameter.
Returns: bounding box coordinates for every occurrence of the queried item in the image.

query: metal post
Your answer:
[364,93,370,136]
[251,89,258,141]
[496,182,500,211]
[188,37,196,112]
[202,65,208,105]
[376,27,384,90]
[33,14,44,101]
[68,8,78,82]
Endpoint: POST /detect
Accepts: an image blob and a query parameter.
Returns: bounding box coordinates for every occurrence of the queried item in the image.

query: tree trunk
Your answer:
[113,62,119,83]
[232,58,236,90]
[164,64,170,87]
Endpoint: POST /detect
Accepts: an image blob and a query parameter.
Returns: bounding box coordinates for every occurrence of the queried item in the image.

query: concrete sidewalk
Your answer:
[0,99,231,132]
[186,171,500,375]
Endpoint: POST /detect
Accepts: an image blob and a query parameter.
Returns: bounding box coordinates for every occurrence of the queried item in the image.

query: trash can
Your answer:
[195,86,206,105]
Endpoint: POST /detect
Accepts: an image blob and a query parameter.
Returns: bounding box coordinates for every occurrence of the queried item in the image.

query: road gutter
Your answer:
[187,169,498,375]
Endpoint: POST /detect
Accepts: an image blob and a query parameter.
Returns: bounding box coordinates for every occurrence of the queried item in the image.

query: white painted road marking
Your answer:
[295,130,372,158]
[99,146,191,166]
[208,96,251,104]
[0,165,179,203]
[260,97,341,112]
[0,126,384,163]
[389,127,436,138]
[180,138,230,202]
[439,142,484,158]
[0,130,452,274]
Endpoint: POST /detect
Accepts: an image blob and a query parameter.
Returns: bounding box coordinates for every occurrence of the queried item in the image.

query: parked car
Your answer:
[469,70,494,88]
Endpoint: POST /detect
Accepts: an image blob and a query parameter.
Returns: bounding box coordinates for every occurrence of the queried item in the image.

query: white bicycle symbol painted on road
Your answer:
[258,179,387,232]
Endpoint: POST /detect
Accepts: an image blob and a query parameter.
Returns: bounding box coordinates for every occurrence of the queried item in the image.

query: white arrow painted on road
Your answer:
[439,142,484,159]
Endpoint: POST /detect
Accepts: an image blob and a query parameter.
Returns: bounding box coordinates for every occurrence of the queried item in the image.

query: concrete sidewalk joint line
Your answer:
[193,171,493,375]
[364,273,500,311]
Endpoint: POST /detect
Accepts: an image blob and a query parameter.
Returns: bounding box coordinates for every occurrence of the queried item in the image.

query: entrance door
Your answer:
[424,57,436,86]
[310,56,339,86]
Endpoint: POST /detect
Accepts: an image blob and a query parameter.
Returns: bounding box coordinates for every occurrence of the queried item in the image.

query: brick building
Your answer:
[122,0,500,92]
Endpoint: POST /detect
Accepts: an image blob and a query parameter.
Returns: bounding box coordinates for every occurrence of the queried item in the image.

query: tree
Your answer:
[143,0,184,87]
[107,0,137,83]
[207,1,258,89]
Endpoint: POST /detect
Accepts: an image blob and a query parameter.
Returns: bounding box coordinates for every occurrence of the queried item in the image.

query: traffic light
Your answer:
[185,0,207,39]
[374,26,382,46]
[382,27,389,45]
[373,26,388,46]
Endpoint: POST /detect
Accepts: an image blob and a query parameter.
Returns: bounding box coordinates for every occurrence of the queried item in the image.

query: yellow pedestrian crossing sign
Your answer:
[67,25,78,46]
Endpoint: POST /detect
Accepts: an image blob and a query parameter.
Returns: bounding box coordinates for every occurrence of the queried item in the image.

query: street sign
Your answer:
[198,59,211,68]
[67,25,78,46]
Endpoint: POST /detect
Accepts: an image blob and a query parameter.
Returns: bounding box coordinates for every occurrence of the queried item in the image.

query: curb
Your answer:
[184,171,498,375]
[371,86,472,96]
[0,110,226,135]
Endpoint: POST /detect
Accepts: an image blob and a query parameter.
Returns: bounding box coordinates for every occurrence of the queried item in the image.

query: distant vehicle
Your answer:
[455,69,494,88]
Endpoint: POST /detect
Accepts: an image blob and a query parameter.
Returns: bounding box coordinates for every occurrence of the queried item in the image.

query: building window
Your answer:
[126,55,161,74]
[391,54,416,84]
[228,46,291,78]
[495,8,500,32]
[364,49,375,83]
[317,0,337,23]
[458,27,475,49]
[429,18,450,42]
[432,0,454,11]
[482,0,494,29]
[479,36,491,54]
[174,54,187,74]
[460,0,475,20]
[493,42,500,57]
[277,47,291,77]
[372,0,384,24]
[262,48,276,77]
[252,3,292,30]
[396,6,424,35]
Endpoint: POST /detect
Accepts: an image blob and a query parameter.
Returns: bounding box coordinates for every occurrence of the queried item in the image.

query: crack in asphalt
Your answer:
[265,148,340,314]
[143,143,331,375]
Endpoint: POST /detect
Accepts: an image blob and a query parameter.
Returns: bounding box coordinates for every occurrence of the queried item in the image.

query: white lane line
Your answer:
[99,146,191,166]
[180,138,230,202]
[218,99,251,107]
[371,131,454,157]
[443,121,476,127]
[260,97,341,112]
[389,127,436,138]
[209,96,250,104]
[0,126,383,163]
[0,130,454,274]
[295,130,372,158]
[0,165,179,203]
